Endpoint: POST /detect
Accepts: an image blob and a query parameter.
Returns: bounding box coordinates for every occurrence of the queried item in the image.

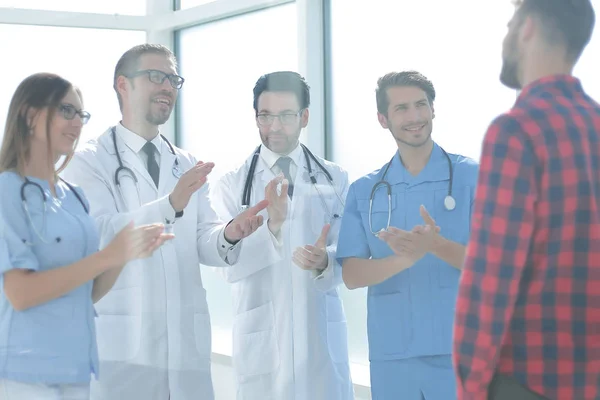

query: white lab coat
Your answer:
[61,127,231,400]
[211,146,354,400]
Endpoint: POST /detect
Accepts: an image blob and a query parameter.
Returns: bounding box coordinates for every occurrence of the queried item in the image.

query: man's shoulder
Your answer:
[487,107,532,136]
[310,153,348,178]
[348,166,387,195]
[445,151,479,179]
[170,144,197,166]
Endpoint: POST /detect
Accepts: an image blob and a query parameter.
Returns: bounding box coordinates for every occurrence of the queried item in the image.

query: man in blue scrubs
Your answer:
[336,70,479,399]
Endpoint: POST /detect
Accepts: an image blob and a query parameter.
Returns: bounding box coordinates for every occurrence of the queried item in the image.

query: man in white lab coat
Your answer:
[61,44,267,400]
[211,71,354,400]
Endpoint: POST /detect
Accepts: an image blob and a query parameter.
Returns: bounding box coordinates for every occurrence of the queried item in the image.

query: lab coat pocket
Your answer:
[368,291,412,357]
[232,302,280,376]
[94,287,142,361]
[326,295,349,363]
[95,314,141,361]
[193,313,212,359]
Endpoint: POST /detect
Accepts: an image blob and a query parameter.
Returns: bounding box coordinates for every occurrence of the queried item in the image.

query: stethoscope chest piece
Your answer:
[444,195,456,211]
[172,164,183,179]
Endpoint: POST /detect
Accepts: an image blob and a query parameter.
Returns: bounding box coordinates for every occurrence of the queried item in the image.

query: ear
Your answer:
[520,15,535,43]
[26,107,41,130]
[431,105,436,119]
[300,108,309,128]
[377,112,389,129]
[116,75,131,100]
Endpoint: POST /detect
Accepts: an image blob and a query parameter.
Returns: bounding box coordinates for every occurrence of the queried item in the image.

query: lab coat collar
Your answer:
[384,141,448,186]
[256,141,304,173]
[117,123,163,155]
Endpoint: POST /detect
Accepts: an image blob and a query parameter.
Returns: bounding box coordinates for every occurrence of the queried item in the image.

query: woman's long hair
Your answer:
[0,72,81,176]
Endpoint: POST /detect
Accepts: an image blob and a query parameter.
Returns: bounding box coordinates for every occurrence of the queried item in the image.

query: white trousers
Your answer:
[0,379,90,400]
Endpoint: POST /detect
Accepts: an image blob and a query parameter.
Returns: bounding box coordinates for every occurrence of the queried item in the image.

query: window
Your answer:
[0,0,145,15]
[328,0,518,182]
[327,0,518,367]
[574,0,600,99]
[0,25,146,145]
[176,2,297,333]
[177,0,218,9]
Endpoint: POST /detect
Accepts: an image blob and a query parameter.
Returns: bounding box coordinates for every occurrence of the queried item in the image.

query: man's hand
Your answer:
[169,161,215,212]
[224,200,269,243]
[411,205,443,249]
[293,224,330,271]
[378,206,442,259]
[264,174,289,235]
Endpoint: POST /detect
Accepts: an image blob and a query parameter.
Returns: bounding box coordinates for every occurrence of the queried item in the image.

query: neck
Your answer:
[121,115,159,141]
[24,143,56,182]
[397,139,434,175]
[278,140,300,156]
[521,50,573,88]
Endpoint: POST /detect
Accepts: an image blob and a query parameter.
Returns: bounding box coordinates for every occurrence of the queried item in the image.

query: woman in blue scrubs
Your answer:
[336,71,479,400]
[0,73,172,399]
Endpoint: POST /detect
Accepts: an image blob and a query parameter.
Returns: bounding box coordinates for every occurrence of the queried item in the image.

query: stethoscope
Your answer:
[241,143,345,221]
[369,147,455,236]
[111,126,182,208]
[21,177,88,244]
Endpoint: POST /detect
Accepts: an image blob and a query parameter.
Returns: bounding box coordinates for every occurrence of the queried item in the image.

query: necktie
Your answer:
[142,141,160,187]
[275,156,294,198]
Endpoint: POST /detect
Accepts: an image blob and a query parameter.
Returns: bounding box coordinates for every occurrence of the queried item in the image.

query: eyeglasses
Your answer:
[126,69,185,89]
[58,104,91,125]
[257,110,303,126]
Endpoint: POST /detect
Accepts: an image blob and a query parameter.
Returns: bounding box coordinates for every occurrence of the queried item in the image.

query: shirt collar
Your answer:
[517,74,584,101]
[384,141,448,185]
[259,141,303,170]
[116,123,163,154]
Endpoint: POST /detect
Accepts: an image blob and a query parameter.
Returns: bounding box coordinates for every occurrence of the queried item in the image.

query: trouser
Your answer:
[488,374,550,400]
[370,355,456,400]
[0,379,90,400]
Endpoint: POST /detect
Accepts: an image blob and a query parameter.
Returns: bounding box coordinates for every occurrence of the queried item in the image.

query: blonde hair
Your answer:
[0,72,81,177]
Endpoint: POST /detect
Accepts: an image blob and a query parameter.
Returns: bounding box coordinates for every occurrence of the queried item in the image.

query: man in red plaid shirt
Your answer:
[453,0,600,399]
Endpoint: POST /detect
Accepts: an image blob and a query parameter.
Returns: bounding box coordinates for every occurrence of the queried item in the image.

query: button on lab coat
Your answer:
[61,125,238,400]
[210,144,355,400]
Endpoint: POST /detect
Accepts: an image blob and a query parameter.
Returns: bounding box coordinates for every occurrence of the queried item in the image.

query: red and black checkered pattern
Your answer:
[453,75,600,400]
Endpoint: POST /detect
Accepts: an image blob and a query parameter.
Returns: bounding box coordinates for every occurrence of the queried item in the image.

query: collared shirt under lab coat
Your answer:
[210,143,355,400]
[336,143,479,397]
[61,123,241,400]
[0,173,100,384]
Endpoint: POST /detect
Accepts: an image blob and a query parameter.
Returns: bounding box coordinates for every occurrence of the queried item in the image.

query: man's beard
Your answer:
[500,58,522,90]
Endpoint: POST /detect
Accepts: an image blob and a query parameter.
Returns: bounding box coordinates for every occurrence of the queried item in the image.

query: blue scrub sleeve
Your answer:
[335,183,371,265]
[0,175,40,274]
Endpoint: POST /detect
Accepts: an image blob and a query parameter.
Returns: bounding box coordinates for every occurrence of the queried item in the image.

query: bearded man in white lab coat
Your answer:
[211,71,354,400]
[61,44,268,400]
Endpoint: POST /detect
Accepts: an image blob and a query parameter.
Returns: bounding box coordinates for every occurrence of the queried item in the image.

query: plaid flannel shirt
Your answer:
[454,75,600,400]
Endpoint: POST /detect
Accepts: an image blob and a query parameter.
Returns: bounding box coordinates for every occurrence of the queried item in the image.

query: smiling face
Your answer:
[30,87,85,160]
[377,85,434,148]
[119,53,179,127]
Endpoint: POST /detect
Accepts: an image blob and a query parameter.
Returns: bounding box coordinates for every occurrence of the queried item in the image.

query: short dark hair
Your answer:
[252,71,310,115]
[513,0,595,61]
[113,44,177,110]
[375,70,436,116]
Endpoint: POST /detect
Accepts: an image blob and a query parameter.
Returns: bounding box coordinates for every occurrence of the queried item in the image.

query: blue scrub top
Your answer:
[0,172,100,384]
[336,143,479,362]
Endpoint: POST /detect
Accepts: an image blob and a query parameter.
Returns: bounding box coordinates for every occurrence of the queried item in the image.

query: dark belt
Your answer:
[488,374,551,400]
